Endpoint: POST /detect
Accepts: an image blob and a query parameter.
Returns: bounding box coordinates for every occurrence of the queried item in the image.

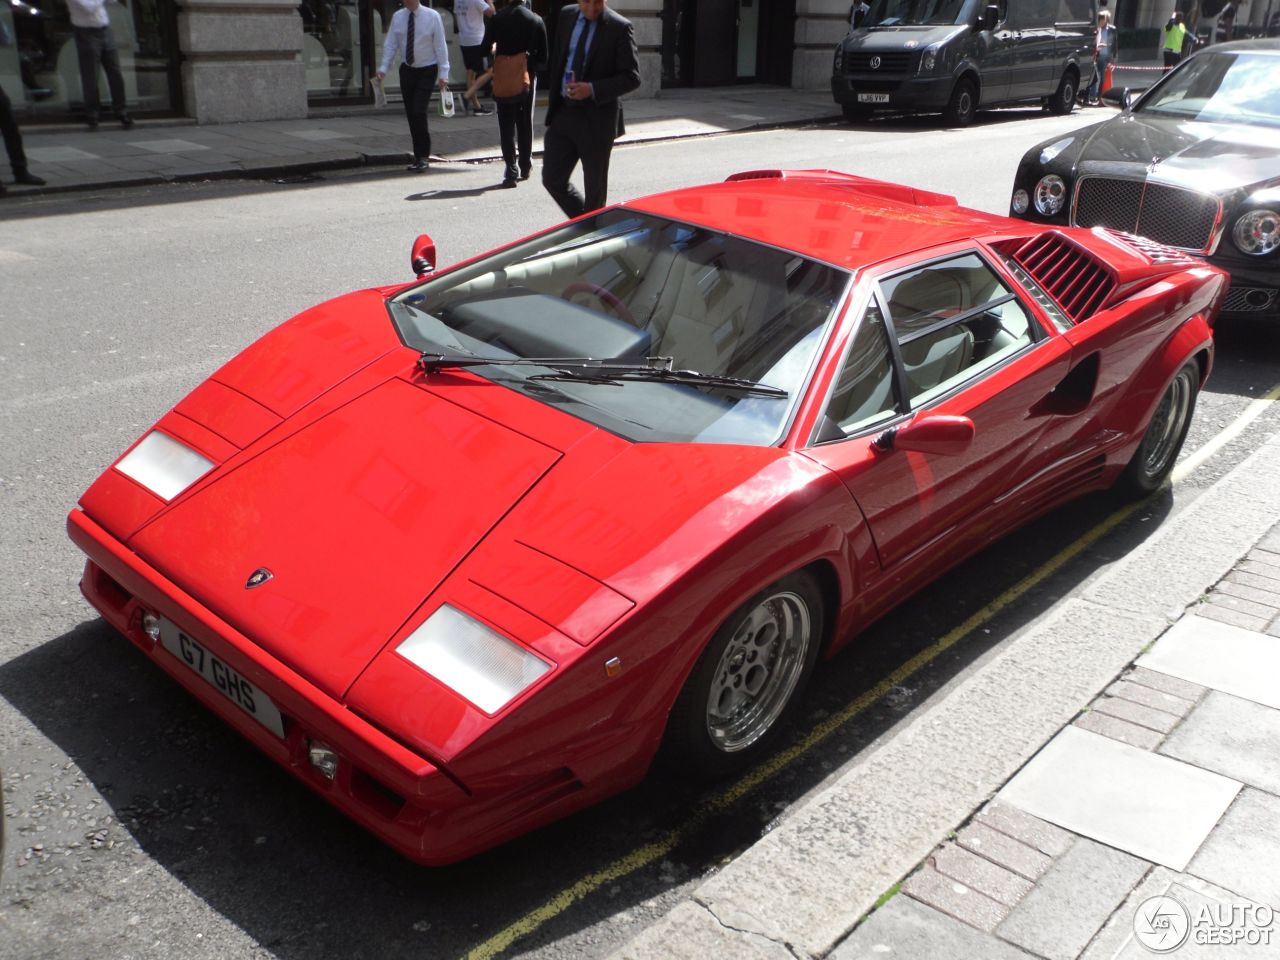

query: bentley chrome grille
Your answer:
[1072,177,1221,253]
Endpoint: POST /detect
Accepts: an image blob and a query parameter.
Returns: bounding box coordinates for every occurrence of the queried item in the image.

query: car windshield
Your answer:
[1138,52,1280,128]
[390,209,849,445]
[863,0,972,27]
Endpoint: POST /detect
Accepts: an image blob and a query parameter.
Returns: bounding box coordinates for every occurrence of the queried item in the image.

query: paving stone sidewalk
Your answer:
[836,523,1280,960]
[1,86,840,198]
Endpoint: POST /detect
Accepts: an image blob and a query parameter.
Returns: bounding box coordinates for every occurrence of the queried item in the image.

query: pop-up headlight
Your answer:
[114,431,215,501]
[396,605,551,714]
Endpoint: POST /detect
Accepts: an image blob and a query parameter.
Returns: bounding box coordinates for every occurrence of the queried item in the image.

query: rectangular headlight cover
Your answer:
[397,605,552,714]
[115,431,215,501]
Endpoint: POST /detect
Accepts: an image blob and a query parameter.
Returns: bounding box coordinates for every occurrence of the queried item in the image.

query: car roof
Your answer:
[622,170,1021,273]
[1200,37,1280,54]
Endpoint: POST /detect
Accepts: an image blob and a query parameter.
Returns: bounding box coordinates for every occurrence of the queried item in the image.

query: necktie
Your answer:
[406,8,415,66]
[571,18,591,81]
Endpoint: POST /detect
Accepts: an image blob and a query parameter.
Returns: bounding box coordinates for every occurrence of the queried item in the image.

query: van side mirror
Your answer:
[411,234,437,277]
[981,4,999,30]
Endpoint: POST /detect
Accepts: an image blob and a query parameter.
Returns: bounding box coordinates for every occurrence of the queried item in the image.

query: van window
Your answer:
[864,0,972,27]
[1057,0,1094,22]
[1006,0,1057,28]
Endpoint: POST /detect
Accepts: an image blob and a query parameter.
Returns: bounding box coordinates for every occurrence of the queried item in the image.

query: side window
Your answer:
[823,296,899,435]
[882,253,1036,407]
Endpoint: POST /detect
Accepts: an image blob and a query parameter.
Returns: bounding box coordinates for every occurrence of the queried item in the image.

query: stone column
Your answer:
[178,0,307,123]
[612,0,662,97]
[794,0,846,89]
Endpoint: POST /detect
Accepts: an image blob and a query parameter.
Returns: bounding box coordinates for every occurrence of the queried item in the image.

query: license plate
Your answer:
[159,618,286,738]
[858,93,890,103]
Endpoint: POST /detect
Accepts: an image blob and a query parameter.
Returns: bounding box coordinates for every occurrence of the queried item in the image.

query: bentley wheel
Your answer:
[664,571,825,777]
[1048,70,1078,115]
[1117,359,1199,497]
[943,78,977,127]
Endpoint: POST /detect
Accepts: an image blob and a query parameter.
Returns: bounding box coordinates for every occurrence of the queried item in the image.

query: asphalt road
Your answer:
[2,110,1280,960]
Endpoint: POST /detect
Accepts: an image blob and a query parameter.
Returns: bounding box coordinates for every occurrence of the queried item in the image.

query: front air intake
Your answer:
[1005,232,1117,323]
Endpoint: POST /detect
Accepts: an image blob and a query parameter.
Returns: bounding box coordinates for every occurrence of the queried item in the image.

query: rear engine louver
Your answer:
[1003,232,1118,323]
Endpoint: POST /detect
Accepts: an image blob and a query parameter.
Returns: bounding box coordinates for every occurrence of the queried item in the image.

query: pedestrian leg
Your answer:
[100,34,128,119]
[75,29,102,125]
[497,100,519,183]
[517,81,535,179]
[542,116,585,219]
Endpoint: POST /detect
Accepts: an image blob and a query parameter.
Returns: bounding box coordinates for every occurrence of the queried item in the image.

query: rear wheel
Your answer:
[1048,69,1078,115]
[664,571,825,778]
[943,78,977,127]
[1116,360,1199,497]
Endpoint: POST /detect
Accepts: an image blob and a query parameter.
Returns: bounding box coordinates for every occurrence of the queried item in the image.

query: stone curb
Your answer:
[613,432,1280,960]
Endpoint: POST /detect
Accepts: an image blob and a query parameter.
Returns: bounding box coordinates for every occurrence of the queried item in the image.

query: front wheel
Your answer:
[1116,360,1199,497]
[663,571,825,778]
[943,78,977,127]
[1048,70,1078,115]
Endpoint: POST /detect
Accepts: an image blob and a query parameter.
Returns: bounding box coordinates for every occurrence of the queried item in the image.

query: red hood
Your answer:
[129,380,561,700]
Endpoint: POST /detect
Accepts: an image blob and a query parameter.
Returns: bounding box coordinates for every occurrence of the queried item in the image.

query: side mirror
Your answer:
[873,414,975,456]
[981,4,999,30]
[1101,85,1133,110]
[411,234,437,278]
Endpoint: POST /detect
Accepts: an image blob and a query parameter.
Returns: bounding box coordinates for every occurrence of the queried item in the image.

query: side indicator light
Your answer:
[605,657,623,678]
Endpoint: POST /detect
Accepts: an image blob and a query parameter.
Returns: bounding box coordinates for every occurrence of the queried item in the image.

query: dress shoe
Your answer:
[118,112,135,129]
[13,171,46,186]
[406,158,429,173]
[519,164,531,181]
[501,178,518,189]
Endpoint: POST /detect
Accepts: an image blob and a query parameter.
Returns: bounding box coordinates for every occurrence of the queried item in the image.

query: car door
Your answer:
[1006,0,1060,99]
[804,250,1072,595]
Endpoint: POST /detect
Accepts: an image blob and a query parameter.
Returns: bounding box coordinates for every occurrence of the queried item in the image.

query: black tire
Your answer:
[842,103,873,122]
[1116,360,1199,498]
[943,77,978,127]
[664,570,826,778]
[1048,69,1078,115]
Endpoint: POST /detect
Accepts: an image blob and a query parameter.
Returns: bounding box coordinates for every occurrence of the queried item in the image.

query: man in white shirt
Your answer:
[66,0,132,130]
[378,0,450,172]
[455,0,495,114]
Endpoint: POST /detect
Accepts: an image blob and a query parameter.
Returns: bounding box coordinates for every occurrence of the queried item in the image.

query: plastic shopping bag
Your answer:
[373,75,387,108]
[438,88,455,118]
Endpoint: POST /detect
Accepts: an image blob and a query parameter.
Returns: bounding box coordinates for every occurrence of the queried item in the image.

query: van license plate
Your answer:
[858,93,890,103]
[159,618,286,738]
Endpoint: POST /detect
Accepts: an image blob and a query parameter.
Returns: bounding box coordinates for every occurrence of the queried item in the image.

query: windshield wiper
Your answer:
[418,353,788,398]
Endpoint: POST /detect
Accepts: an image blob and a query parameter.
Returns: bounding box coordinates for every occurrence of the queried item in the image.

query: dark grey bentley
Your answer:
[1009,38,1280,322]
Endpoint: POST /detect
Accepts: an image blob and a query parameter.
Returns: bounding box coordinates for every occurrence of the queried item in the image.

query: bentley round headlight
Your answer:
[1011,189,1030,215]
[1233,209,1280,256]
[1033,176,1067,217]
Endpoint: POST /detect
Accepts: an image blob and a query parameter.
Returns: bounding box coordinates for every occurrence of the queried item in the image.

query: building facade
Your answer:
[2,0,1272,124]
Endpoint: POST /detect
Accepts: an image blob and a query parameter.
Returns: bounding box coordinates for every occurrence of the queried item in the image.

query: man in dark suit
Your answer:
[542,0,641,218]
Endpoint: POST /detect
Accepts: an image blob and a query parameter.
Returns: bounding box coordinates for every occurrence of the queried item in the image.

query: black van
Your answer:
[832,0,1097,125]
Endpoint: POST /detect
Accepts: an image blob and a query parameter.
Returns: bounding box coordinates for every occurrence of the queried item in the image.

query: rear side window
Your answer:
[881,253,1037,406]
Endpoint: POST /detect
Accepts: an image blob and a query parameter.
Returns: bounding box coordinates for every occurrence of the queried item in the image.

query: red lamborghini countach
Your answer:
[69,170,1226,865]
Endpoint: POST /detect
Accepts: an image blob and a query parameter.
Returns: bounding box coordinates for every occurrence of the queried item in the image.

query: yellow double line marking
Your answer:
[465,381,1280,960]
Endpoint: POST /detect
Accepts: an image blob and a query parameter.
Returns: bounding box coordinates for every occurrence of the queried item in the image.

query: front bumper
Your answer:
[1206,256,1280,320]
[67,507,522,865]
[831,74,953,111]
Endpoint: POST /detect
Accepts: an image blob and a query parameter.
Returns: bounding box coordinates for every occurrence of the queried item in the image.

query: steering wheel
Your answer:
[560,281,636,326]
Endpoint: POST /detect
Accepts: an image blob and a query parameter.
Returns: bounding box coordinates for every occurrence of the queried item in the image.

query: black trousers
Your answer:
[74,26,127,119]
[399,63,439,161]
[496,78,536,180]
[542,102,618,219]
[1163,49,1182,68]
[0,85,31,177]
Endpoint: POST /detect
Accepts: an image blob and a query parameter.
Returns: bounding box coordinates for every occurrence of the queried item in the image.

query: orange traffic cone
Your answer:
[1101,62,1114,95]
